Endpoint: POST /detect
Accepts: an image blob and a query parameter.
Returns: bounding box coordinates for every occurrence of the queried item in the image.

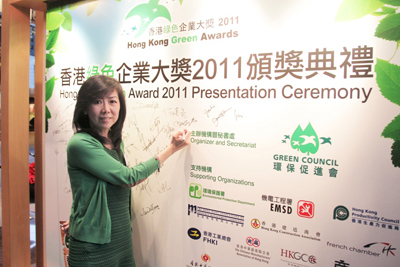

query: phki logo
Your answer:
[251,218,261,229]
[201,254,211,262]
[333,205,349,221]
[246,237,260,247]
[187,227,201,240]
[364,242,396,257]
[298,200,315,218]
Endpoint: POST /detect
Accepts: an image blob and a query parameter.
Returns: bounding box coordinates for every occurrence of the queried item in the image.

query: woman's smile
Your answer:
[87,89,120,137]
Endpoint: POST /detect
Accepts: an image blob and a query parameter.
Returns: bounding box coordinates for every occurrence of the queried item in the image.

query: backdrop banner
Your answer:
[45,0,400,266]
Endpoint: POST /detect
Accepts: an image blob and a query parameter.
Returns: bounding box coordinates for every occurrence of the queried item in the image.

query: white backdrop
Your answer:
[45,0,400,266]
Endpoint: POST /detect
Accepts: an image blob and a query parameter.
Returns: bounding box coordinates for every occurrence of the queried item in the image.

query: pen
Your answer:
[182,130,186,141]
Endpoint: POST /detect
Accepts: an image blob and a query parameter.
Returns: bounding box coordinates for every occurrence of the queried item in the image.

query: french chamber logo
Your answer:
[187,227,201,240]
[291,123,320,155]
[297,200,315,219]
[333,205,349,221]
[364,242,396,257]
[189,183,202,199]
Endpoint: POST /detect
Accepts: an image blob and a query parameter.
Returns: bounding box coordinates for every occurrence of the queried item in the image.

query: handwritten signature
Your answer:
[234,109,243,121]
[142,125,165,152]
[132,101,159,110]
[158,181,171,193]
[140,203,160,216]
[173,117,197,127]
[135,178,152,197]
[164,107,186,118]
[212,108,232,127]
[150,116,161,132]
[204,105,215,118]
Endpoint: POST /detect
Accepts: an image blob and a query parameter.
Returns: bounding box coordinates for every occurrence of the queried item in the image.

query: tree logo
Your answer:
[291,123,320,156]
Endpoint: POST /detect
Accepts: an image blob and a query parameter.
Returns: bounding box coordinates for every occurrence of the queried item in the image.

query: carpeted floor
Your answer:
[0,227,36,266]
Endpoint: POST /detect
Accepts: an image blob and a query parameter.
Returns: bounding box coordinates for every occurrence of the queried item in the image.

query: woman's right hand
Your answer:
[157,129,191,165]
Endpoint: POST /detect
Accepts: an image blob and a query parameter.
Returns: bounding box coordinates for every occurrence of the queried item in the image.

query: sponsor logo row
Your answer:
[189,182,400,232]
[187,205,397,264]
[186,229,396,266]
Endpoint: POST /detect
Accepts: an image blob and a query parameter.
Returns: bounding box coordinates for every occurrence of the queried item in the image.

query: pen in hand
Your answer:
[182,130,187,142]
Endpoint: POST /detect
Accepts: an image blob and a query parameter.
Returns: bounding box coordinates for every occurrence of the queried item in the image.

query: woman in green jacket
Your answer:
[63,75,190,266]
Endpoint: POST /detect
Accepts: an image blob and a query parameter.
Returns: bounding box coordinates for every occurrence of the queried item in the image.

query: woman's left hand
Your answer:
[61,220,70,236]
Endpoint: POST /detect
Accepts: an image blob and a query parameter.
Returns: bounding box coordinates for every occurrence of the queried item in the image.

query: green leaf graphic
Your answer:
[379,0,400,6]
[335,0,384,22]
[61,11,73,31]
[391,140,400,167]
[46,28,59,50]
[87,1,100,17]
[375,59,400,106]
[382,113,400,140]
[381,6,397,14]
[46,12,65,31]
[46,76,56,102]
[372,11,387,16]
[45,105,51,133]
[45,105,52,119]
[46,53,55,69]
[375,13,400,41]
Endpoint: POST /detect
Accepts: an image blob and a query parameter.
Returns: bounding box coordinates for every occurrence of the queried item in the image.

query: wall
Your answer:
[44,0,400,266]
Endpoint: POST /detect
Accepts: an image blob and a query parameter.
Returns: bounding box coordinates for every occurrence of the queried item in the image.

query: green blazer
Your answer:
[67,132,158,244]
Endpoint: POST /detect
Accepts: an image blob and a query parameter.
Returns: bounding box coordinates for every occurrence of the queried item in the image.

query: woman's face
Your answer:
[86,89,120,137]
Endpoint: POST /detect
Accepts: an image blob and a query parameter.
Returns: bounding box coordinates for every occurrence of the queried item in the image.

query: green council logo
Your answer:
[290,122,331,155]
[275,122,338,178]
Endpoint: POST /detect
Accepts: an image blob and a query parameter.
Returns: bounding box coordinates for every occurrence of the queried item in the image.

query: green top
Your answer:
[67,132,158,244]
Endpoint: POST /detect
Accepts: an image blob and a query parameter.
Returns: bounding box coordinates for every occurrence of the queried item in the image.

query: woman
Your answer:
[64,75,190,266]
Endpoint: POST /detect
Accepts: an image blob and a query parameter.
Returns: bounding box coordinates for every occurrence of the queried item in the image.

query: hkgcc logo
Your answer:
[281,249,317,264]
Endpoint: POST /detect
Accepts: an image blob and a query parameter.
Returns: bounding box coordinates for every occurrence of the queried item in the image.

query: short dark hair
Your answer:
[72,75,126,153]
